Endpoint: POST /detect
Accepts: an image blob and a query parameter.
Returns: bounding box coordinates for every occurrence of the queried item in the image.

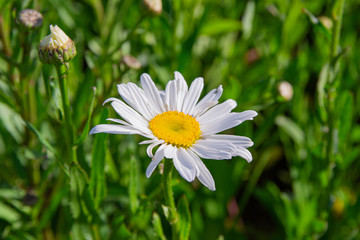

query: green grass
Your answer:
[0,0,359,239]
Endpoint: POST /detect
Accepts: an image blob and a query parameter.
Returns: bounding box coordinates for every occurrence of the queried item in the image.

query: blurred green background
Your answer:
[0,0,359,239]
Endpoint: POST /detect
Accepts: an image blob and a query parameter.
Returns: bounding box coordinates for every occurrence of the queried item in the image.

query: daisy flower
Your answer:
[38,25,76,65]
[90,72,257,191]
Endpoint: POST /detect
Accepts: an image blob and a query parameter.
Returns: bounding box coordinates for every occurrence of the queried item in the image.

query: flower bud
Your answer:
[142,0,162,16]
[38,25,77,65]
[318,16,333,30]
[17,9,43,30]
[278,81,293,101]
[122,55,142,69]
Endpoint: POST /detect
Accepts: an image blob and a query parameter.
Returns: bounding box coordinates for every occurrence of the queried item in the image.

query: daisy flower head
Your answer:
[90,72,257,191]
[38,25,76,65]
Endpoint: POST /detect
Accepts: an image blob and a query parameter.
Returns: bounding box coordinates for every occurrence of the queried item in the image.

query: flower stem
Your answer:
[55,63,77,163]
[162,158,180,239]
[326,0,345,164]
[330,0,345,60]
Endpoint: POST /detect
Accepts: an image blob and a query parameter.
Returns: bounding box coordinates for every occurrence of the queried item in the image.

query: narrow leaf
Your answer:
[337,91,353,150]
[317,63,330,123]
[25,121,59,159]
[75,87,96,145]
[152,212,166,240]
[129,155,139,213]
[242,1,256,39]
[70,162,99,222]
[177,195,191,240]
[200,19,242,35]
[89,109,108,209]
[275,116,305,145]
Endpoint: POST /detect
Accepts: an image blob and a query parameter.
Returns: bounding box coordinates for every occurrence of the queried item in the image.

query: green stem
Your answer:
[326,0,345,164]
[238,155,268,215]
[56,64,71,128]
[20,32,32,122]
[107,15,144,57]
[162,158,179,239]
[55,64,77,163]
[330,0,345,60]
[91,224,101,240]
[0,15,16,86]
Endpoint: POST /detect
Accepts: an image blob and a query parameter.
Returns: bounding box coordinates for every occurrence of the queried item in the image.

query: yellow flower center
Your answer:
[149,111,201,148]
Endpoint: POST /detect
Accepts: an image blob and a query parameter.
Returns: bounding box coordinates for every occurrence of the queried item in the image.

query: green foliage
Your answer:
[1,0,360,239]
[177,195,191,240]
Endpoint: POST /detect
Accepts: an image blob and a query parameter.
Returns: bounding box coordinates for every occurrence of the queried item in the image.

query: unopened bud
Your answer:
[245,48,260,65]
[278,81,293,101]
[17,9,43,30]
[142,0,162,16]
[38,25,77,65]
[122,55,142,69]
[318,16,333,30]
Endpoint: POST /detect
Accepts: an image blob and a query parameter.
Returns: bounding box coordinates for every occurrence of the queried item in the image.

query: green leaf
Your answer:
[25,121,59,159]
[161,205,170,220]
[70,162,99,222]
[337,91,353,150]
[177,195,191,240]
[89,109,108,209]
[0,102,24,143]
[70,162,88,219]
[242,1,256,39]
[49,74,63,119]
[0,201,21,223]
[152,212,166,240]
[41,64,53,98]
[275,116,305,145]
[317,63,330,123]
[75,87,96,145]
[37,182,68,231]
[200,19,242,36]
[129,155,139,213]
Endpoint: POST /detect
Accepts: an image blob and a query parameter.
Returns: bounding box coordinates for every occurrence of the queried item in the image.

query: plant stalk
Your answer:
[55,63,77,163]
[162,158,180,239]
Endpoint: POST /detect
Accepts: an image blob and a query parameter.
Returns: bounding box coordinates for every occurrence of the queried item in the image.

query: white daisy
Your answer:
[90,72,257,191]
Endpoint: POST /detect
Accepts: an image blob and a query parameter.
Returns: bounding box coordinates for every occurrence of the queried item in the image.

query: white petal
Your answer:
[236,147,253,162]
[190,146,232,160]
[192,138,254,162]
[159,90,166,109]
[236,110,258,122]
[205,135,254,148]
[193,85,223,117]
[139,139,155,145]
[181,77,204,115]
[146,139,165,158]
[164,144,177,159]
[187,150,215,191]
[197,99,237,124]
[200,110,258,136]
[141,73,165,113]
[106,118,131,126]
[117,83,155,120]
[190,140,235,160]
[128,83,158,119]
[177,148,199,172]
[146,144,166,178]
[89,124,139,135]
[173,148,196,182]
[110,100,151,134]
[165,80,177,111]
[104,98,148,128]
[174,71,188,111]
